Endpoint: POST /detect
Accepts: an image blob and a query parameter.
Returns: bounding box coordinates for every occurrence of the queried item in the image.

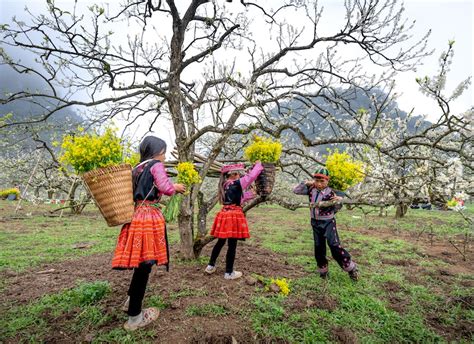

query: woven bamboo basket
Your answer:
[255,163,276,198]
[82,164,134,227]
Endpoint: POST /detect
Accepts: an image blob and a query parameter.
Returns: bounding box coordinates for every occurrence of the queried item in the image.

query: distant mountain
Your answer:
[269,87,431,154]
[0,63,83,157]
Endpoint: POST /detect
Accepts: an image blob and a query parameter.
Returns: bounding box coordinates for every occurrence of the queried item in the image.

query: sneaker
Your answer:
[121,296,130,313]
[348,267,359,281]
[123,307,160,331]
[205,265,216,274]
[224,271,243,280]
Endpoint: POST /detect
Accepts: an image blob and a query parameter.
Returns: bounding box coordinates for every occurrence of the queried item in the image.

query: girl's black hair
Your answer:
[217,173,229,204]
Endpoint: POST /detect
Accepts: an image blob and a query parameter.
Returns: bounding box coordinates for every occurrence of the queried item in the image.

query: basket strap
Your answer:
[137,183,158,208]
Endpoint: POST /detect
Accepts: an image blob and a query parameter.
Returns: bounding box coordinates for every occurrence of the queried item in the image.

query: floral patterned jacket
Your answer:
[293,184,341,220]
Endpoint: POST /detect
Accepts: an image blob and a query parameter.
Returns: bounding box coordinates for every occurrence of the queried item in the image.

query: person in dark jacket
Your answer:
[293,167,358,280]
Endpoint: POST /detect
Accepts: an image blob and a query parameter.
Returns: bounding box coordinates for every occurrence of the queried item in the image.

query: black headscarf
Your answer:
[139,136,167,162]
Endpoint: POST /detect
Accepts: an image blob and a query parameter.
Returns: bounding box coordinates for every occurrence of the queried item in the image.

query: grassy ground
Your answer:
[0,200,472,343]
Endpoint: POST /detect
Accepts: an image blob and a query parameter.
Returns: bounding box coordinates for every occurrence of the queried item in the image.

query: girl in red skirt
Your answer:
[112,136,186,331]
[205,161,263,280]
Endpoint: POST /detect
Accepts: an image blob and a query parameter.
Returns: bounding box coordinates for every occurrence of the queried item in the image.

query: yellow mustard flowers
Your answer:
[176,162,202,188]
[0,188,20,199]
[163,162,201,222]
[244,135,282,163]
[270,278,291,296]
[325,150,365,191]
[59,127,131,174]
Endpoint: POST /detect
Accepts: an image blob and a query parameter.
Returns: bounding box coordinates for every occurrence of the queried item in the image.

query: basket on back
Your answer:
[82,164,134,227]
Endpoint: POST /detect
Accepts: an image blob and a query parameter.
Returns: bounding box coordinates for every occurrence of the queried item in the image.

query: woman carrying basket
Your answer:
[112,136,186,331]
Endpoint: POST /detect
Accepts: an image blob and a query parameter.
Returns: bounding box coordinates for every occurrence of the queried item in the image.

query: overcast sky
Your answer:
[1,0,472,129]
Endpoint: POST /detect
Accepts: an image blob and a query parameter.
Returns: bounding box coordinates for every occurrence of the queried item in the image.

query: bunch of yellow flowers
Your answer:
[244,135,282,163]
[163,162,201,222]
[59,127,126,174]
[176,162,202,187]
[325,149,365,191]
[270,278,290,296]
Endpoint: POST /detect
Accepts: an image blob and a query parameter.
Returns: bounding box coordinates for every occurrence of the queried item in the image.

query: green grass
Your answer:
[246,205,472,343]
[185,303,230,317]
[0,201,180,272]
[0,281,111,341]
[1,200,472,343]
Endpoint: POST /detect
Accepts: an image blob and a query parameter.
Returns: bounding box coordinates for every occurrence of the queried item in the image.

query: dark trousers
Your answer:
[311,218,352,270]
[209,238,238,273]
[127,263,152,316]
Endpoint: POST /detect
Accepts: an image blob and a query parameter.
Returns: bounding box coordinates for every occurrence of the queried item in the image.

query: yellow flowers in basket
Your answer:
[244,136,282,163]
[58,127,135,174]
[57,127,137,227]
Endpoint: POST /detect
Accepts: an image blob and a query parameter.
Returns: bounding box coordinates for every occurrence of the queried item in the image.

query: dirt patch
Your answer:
[382,281,410,313]
[0,242,306,343]
[427,314,474,341]
[286,292,338,312]
[331,326,359,344]
[447,295,474,310]
[381,258,415,267]
[382,280,402,293]
[348,227,474,276]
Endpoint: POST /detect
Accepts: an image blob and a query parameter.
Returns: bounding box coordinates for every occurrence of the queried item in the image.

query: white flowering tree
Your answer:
[0,118,89,212]
[1,0,470,257]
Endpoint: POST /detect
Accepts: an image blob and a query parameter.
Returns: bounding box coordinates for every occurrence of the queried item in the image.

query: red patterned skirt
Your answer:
[210,205,250,239]
[112,202,168,269]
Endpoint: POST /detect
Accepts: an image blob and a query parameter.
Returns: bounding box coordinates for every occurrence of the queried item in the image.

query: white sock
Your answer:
[128,311,143,324]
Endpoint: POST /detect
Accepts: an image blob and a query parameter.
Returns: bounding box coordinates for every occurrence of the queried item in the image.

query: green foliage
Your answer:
[244,135,282,163]
[162,193,182,223]
[74,281,110,306]
[325,149,366,191]
[1,202,472,342]
[147,295,170,310]
[0,281,110,340]
[0,187,20,199]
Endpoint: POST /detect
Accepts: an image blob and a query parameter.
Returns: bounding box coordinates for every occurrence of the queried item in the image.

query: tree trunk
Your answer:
[178,194,195,259]
[395,203,408,218]
[193,192,218,258]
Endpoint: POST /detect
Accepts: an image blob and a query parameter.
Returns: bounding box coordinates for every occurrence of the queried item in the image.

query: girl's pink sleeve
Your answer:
[240,162,264,190]
[241,191,255,204]
[150,162,176,196]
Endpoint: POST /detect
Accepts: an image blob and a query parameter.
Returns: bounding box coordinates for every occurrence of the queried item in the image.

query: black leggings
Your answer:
[209,238,238,274]
[127,263,152,316]
[311,218,352,270]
